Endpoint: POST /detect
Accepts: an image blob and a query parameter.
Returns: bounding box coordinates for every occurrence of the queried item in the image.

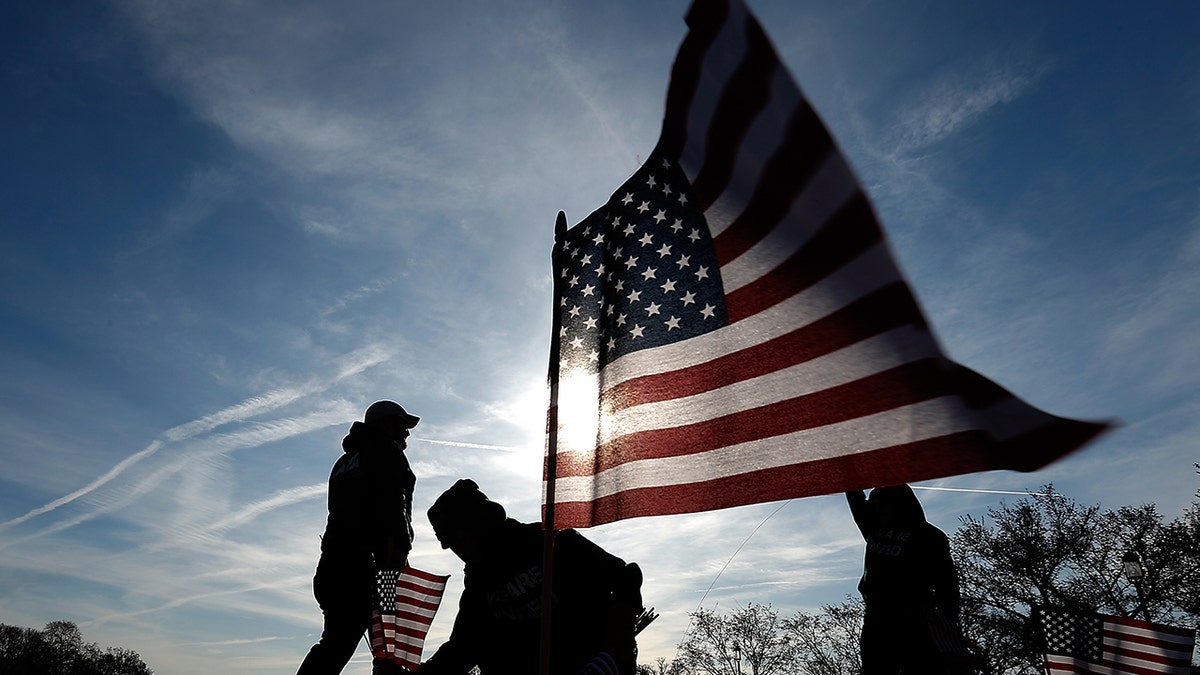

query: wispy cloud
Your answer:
[889,55,1050,156]
[0,345,389,548]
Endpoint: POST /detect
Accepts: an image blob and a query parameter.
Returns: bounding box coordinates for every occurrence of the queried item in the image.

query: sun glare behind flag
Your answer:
[544,0,1110,529]
[1038,606,1197,675]
[369,566,449,671]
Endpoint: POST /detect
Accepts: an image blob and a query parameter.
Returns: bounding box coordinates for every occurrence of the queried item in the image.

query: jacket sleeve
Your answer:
[419,588,483,675]
[930,527,960,619]
[366,450,416,568]
[846,490,873,539]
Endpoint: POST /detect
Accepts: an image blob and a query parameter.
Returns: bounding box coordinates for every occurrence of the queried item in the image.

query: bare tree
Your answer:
[783,597,863,675]
[952,484,1200,674]
[0,620,152,674]
[676,603,797,675]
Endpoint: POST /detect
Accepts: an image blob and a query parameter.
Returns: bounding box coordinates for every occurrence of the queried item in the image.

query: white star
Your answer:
[630,324,645,338]
[653,209,667,224]
[639,233,654,246]
[592,232,605,245]
[700,304,716,319]
[681,291,696,306]
[661,279,677,293]
[624,224,636,236]
[641,267,657,281]
[676,254,691,268]
[588,349,599,362]
[559,326,568,337]
[595,263,605,276]
[637,200,650,213]
[570,336,584,349]
[615,279,625,292]
[678,192,688,206]
[581,284,595,297]
[607,337,617,350]
[627,289,641,303]
[671,218,683,232]
[665,316,681,331]
[584,316,598,329]
[646,174,657,188]
[695,266,709,280]
[616,313,627,326]
[622,192,634,205]
[606,304,615,316]
[656,243,672,258]
[624,256,639,269]
[689,228,701,242]
[569,305,581,318]
[662,183,672,196]
[580,254,592,266]
[611,215,621,227]
[645,302,661,316]
[569,275,580,287]
[661,157,671,168]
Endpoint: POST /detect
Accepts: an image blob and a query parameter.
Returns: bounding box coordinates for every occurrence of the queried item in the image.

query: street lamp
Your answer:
[1122,549,1151,621]
[732,642,741,675]
[1122,550,1143,582]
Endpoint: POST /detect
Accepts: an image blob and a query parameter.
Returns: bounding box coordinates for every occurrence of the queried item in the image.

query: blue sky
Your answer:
[1,0,1198,672]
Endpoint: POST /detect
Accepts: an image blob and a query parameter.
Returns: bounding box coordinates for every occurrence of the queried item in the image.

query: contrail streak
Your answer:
[0,441,162,531]
[416,438,521,452]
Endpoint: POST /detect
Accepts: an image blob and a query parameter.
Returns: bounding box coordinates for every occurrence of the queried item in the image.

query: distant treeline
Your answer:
[0,620,152,675]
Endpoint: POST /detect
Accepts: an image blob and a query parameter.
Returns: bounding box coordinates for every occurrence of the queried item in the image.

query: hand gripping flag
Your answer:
[544,0,1110,529]
[370,566,450,671]
[1037,606,1197,675]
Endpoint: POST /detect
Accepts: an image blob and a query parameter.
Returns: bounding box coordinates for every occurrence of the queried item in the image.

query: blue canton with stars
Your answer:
[1039,607,1103,660]
[555,148,729,373]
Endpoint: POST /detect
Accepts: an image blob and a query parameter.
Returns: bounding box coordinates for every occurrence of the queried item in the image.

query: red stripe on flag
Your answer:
[601,282,926,410]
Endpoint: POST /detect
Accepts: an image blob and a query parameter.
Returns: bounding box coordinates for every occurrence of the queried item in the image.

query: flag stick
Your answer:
[540,210,568,675]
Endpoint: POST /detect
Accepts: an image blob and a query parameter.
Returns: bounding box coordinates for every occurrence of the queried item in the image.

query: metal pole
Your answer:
[540,210,569,675]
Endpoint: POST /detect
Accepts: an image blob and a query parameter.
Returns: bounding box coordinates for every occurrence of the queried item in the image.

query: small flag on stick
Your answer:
[1038,606,1197,675]
[544,0,1110,529]
[369,566,450,671]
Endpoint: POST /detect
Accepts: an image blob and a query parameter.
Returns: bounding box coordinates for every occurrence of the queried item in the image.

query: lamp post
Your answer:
[1122,549,1151,622]
[732,642,742,675]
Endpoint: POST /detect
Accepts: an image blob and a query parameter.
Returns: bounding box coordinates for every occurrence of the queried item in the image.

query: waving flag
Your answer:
[543,0,1109,529]
[370,566,449,671]
[1038,606,1196,675]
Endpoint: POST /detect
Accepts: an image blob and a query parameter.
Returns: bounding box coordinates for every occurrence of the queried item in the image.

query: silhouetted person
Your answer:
[297,401,419,675]
[419,479,644,675]
[847,485,960,675]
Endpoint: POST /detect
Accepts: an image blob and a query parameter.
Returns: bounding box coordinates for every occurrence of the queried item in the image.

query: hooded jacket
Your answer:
[320,421,416,568]
[848,485,959,618]
[421,519,641,675]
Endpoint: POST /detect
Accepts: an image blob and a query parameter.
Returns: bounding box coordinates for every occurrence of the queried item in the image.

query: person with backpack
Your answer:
[419,479,645,675]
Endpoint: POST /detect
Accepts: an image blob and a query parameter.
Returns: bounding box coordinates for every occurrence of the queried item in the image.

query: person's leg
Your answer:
[297,564,373,675]
[297,608,370,674]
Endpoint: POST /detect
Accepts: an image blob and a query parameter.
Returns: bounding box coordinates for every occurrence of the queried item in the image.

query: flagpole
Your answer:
[540,210,568,675]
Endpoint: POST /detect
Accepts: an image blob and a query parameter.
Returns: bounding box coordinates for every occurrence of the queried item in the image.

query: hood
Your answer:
[868,484,926,525]
[341,420,400,455]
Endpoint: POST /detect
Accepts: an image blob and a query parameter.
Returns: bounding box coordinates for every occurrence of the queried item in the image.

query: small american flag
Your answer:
[1038,606,1197,675]
[544,0,1109,529]
[369,566,449,671]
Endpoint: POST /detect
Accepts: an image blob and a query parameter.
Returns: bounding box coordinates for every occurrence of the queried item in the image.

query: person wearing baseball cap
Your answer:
[297,401,420,675]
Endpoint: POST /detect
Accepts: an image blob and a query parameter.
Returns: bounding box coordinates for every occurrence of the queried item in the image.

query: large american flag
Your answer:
[369,566,449,671]
[544,0,1109,529]
[1038,606,1197,675]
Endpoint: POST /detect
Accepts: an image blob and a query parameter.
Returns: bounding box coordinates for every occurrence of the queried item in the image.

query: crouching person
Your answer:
[419,479,644,675]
